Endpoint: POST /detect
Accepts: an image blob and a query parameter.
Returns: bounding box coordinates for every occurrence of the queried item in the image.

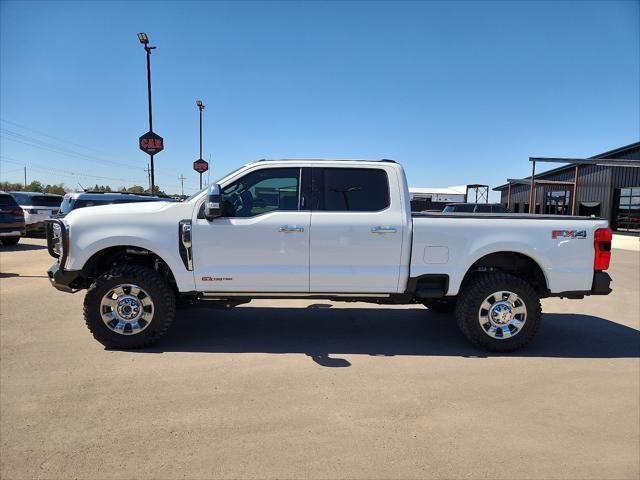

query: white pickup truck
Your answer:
[46,159,613,351]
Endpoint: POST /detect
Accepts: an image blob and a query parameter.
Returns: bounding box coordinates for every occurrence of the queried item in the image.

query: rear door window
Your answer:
[313,168,389,212]
[475,204,492,213]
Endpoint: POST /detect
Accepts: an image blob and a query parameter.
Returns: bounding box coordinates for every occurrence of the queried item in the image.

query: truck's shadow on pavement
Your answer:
[0,243,47,252]
[140,307,640,365]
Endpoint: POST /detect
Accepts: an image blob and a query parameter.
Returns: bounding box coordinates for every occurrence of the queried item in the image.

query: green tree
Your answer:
[0,181,23,191]
[25,181,44,192]
[151,186,167,196]
[43,183,67,195]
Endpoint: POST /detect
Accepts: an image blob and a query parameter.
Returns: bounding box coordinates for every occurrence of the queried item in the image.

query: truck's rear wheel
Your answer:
[455,272,541,352]
[83,265,176,349]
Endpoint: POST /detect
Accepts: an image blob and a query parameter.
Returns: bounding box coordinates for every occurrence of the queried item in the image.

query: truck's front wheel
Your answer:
[455,272,541,352]
[83,265,176,349]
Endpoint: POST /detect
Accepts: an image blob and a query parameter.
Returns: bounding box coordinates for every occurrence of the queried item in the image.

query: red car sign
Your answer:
[193,159,208,173]
[139,131,164,155]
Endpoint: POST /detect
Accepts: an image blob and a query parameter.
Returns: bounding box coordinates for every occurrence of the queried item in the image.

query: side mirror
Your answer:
[204,184,223,221]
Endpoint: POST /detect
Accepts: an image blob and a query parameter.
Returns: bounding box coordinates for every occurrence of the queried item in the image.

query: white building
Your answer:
[409,186,467,211]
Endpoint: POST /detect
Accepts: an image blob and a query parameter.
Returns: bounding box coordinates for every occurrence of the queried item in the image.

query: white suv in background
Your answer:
[10,192,62,235]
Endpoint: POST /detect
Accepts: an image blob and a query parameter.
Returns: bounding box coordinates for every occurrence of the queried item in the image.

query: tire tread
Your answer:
[455,272,542,352]
[83,265,176,349]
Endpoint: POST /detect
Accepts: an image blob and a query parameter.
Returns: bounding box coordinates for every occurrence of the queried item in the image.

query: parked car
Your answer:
[45,159,612,352]
[9,192,62,234]
[55,191,175,218]
[0,191,26,245]
[443,203,512,213]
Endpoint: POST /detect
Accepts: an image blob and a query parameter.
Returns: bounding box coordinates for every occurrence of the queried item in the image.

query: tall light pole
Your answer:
[137,32,162,194]
[196,100,205,189]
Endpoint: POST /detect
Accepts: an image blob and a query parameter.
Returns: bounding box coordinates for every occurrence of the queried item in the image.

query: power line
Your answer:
[1,127,178,178]
[1,118,107,154]
[1,128,136,170]
[0,120,201,192]
[0,155,147,183]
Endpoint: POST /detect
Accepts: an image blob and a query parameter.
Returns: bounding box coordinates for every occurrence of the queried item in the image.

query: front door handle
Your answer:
[371,226,397,234]
[279,225,305,233]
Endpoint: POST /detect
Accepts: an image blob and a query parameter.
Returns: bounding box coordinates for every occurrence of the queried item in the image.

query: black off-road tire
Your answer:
[423,298,457,314]
[0,236,20,246]
[455,272,542,352]
[83,265,176,349]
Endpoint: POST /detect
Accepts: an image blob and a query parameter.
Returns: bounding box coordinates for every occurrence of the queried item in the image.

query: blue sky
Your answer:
[1,0,638,197]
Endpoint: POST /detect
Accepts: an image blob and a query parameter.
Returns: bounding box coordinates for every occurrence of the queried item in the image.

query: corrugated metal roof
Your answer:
[494,142,640,190]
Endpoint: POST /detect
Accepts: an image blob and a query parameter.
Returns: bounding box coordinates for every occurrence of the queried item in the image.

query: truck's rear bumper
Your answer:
[47,262,82,293]
[591,271,612,295]
[549,271,612,298]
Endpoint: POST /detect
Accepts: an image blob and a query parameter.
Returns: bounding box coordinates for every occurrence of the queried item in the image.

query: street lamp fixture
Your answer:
[137,32,149,44]
[196,100,204,109]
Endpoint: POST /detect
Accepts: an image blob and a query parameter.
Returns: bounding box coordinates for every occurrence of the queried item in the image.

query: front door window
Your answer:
[221,168,300,217]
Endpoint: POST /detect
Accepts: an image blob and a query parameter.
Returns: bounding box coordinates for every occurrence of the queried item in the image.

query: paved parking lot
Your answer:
[1,236,639,479]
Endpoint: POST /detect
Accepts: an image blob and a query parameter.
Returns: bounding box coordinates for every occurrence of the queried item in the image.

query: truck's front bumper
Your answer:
[591,271,612,295]
[47,262,83,293]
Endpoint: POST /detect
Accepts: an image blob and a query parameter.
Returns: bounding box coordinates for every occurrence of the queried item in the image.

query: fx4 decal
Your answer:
[202,276,233,281]
[551,230,587,239]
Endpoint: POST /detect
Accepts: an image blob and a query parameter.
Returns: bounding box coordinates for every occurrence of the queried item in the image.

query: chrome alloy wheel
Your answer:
[478,290,527,339]
[100,284,154,335]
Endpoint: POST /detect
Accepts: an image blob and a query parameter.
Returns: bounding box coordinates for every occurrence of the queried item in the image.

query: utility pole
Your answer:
[178,174,186,196]
[23,166,27,188]
[145,165,151,191]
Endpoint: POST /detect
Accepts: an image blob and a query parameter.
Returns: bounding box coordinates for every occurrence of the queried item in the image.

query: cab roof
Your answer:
[249,158,397,164]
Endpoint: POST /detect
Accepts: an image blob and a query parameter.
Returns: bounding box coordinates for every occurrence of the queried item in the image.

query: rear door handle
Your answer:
[371,226,397,234]
[279,225,305,233]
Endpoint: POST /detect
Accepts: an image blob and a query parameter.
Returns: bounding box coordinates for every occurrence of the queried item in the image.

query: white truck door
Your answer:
[193,167,310,292]
[309,166,404,293]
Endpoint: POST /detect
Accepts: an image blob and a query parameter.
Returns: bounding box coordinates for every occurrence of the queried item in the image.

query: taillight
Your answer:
[594,228,612,271]
[11,207,23,216]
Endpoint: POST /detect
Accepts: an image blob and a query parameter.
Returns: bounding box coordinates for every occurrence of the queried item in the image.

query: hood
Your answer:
[65,200,188,223]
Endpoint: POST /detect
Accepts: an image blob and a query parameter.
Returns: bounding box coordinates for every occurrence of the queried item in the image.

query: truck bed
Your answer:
[412,212,603,220]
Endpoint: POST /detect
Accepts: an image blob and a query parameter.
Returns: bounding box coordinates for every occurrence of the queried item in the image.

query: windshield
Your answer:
[59,196,73,214]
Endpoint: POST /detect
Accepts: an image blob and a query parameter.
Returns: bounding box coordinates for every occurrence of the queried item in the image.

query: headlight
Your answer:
[52,223,63,257]
[46,221,66,260]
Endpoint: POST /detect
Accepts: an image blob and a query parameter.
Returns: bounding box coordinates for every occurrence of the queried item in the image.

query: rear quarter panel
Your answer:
[411,215,609,295]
